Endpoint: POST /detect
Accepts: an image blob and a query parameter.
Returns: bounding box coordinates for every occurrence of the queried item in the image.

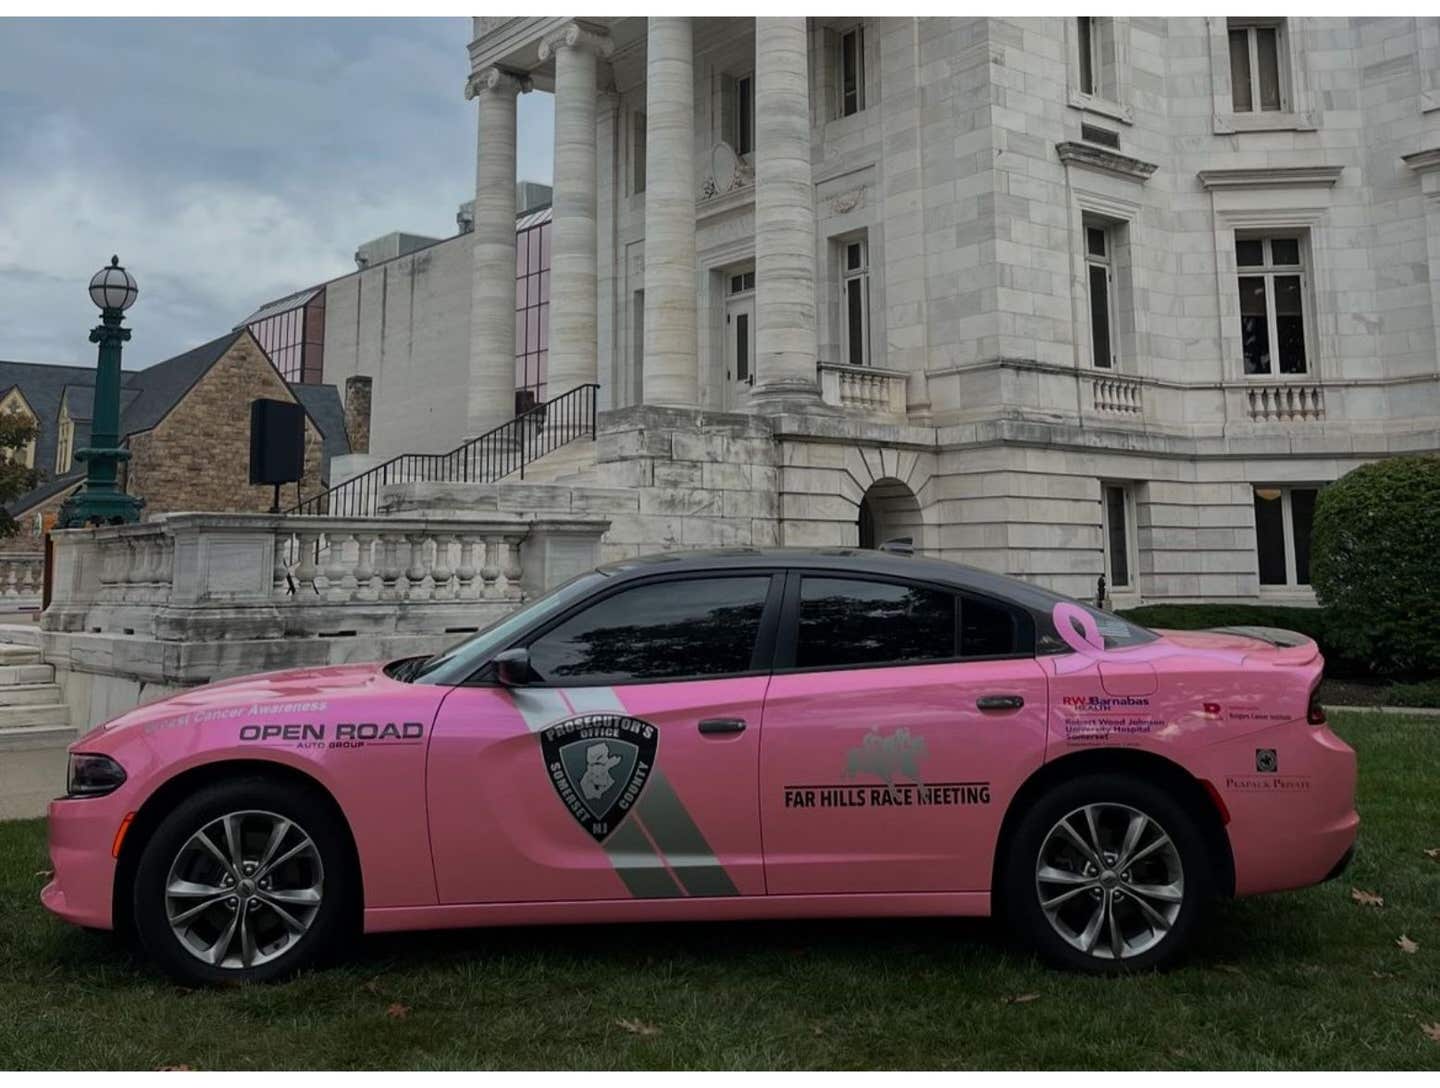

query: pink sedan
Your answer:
[43,548,1358,984]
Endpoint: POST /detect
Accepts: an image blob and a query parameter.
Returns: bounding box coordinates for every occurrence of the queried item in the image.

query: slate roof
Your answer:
[291,383,351,472]
[2,330,351,517]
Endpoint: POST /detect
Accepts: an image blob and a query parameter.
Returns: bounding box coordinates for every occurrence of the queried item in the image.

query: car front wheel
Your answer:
[1002,773,1212,972]
[132,777,351,985]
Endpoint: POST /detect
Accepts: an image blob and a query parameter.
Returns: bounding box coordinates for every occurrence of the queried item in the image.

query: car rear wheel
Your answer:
[132,777,351,986]
[1001,773,1212,973]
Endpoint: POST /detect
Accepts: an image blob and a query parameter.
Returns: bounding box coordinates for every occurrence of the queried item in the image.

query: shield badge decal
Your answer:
[539,713,658,843]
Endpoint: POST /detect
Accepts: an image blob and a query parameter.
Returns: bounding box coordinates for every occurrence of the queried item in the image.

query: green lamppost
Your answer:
[57,256,146,527]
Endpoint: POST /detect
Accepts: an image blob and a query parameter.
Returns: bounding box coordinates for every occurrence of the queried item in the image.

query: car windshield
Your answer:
[402,571,608,686]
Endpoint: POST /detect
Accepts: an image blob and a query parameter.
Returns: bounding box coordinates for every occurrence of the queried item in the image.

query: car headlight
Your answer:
[66,753,127,798]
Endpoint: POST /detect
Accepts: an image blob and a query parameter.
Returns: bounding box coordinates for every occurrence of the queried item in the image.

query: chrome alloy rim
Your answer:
[1034,803,1184,961]
[165,810,324,970]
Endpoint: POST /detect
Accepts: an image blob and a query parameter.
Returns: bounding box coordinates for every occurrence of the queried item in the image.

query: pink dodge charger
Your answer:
[43,548,1358,984]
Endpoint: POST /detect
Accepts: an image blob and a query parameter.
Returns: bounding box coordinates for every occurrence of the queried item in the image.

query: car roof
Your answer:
[597,547,1072,613]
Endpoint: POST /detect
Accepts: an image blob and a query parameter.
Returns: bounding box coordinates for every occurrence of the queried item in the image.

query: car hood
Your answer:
[98,662,389,734]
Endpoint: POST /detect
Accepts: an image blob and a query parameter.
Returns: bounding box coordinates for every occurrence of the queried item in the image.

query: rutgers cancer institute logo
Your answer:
[539,713,657,842]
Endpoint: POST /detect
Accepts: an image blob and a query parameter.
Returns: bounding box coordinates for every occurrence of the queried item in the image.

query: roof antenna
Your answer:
[879,537,914,556]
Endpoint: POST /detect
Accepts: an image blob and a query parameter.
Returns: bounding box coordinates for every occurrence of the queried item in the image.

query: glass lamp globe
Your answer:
[88,256,139,312]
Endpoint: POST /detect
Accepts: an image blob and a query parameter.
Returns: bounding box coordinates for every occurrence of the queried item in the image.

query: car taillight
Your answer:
[1307,696,1326,726]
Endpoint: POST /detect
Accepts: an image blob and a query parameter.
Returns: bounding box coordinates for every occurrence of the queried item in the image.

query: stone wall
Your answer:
[124,335,328,519]
[321,233,475,458]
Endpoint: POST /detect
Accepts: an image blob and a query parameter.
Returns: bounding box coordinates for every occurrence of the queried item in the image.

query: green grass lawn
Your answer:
[2,710,1438,1070]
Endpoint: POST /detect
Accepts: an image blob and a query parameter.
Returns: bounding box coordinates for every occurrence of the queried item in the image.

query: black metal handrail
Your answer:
[287,383,599,518]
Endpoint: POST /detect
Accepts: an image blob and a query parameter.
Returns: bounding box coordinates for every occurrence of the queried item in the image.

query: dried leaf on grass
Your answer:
[1397,934,1420,954]
[1420,1023,1440,1043]
[616,1018,661,1036]
[385,1003,410,1021]
[1000,993,1041,1005]
[1351,887,1384,908]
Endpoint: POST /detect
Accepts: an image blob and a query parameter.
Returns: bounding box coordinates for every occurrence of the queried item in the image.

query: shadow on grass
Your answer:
[33,887,1326,992]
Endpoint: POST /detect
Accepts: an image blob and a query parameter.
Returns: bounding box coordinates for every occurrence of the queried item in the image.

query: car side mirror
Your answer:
[493,647,533,687]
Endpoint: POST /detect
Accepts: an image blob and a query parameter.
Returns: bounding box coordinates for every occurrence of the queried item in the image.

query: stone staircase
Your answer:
[515,436,598,485]
[0,629,73,752]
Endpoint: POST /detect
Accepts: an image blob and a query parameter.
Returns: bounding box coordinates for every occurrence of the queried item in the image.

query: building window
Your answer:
[1101,483,1135,591]
[1228,20,1286,113]
[1236,236,1307,376]
[839,25,865,117]
[515,213,551,409]
[631,111,646,195]
[245,288,326,385]
[725,73,760,155]
[841,236,871,367]
[1078,18,1098,96]
[1075,17,1119,102]
[1254,486,1318,587]
[1085,223,1118,369]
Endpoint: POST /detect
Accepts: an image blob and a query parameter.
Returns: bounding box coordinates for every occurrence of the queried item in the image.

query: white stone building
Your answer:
[331,16,1440,607]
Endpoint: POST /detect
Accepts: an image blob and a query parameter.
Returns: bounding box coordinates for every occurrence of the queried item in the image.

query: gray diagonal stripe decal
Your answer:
[512,687,681,899]
[563,687,740,898]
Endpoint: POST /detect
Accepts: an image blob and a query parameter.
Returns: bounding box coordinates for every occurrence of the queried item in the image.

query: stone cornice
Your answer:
[1055,141,1158,182]
[1401,147,1440,175]
[537,21,613,63]
[464,66,531,101]
[1197,165,1344,191]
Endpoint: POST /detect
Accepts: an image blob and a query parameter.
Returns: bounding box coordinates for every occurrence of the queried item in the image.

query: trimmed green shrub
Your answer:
[1309,455,1440,679]
[1382,679,1440,708]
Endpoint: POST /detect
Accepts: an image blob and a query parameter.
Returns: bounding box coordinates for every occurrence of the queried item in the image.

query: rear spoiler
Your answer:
[1208,626,1320,666]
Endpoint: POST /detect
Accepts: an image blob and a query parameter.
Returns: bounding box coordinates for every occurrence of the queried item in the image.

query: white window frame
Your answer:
[1235,234,1309,377]
[838,24,865,118]
[1100,482,1137,592]
[1084,221,1119,369]
[1227,19,1288,114]
[840,236,871,367]
[1077,17,1101,98]
[1253,485,1318,589]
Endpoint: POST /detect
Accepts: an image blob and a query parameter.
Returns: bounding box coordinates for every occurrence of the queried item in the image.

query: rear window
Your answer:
[796,577,955,669]
[1038,600,1156,653]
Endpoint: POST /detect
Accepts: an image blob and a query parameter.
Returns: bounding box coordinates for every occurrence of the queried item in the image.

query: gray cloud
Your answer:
[0,17,554,368]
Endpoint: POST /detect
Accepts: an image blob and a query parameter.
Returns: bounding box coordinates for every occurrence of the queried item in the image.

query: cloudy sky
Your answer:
[0,17,554,368]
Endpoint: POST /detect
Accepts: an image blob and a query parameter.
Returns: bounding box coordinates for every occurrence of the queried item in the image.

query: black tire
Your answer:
[132,777,353,986]
[999,772,1213,973]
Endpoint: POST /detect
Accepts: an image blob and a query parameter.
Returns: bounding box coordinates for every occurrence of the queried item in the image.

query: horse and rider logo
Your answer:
[539,714,657,843]
[844,727,927,801]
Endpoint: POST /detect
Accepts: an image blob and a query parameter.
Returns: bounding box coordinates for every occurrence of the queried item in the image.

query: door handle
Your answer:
[976,694,1025,711]
[698,717,747,735]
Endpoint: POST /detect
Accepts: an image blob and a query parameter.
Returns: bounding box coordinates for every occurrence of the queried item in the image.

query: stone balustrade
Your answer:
[1091,376,1143,415]
[43,510,608,643]
[0,551,44,610]
[1246,383,1325,422]
[817,362,908,417]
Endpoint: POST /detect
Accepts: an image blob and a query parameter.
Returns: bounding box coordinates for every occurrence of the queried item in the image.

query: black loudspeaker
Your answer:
[249,399,305,486]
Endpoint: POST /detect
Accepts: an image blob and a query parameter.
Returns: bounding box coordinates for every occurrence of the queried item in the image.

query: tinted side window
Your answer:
[527,576,771,684]
[796,577,955,669]
[961,594,1021,657]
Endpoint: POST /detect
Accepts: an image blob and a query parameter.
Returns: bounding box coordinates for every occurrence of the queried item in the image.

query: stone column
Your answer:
[465,66,527,437]
[752,16,821,410]
[540,23,611,400]
[642,17,699,406]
